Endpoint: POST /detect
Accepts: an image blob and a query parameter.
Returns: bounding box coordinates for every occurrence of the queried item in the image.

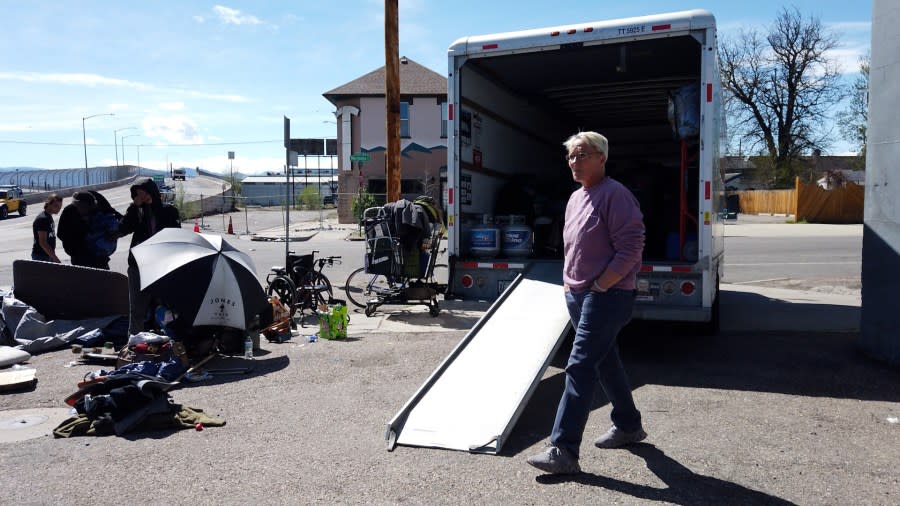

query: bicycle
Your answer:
[266,250,341,324]
[344,263,447,316]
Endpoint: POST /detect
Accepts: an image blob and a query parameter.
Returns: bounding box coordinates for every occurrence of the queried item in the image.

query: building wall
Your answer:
[330,94,447,223]
[861,0,900,365]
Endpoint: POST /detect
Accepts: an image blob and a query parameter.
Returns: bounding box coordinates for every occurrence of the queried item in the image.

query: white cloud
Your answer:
[0,71,151,90]
[143,115,203,144]
[0,122,34,133]
[213,5,262,26]
[159,101,185,111]
[193,15,205,23]
[825,21,872,34]
[0,71,252,104]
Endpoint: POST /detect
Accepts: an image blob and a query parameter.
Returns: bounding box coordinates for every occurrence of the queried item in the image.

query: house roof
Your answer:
[323,57,447,100]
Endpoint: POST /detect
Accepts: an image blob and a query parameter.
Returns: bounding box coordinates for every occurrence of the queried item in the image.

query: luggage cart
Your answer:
[348,198,447,317]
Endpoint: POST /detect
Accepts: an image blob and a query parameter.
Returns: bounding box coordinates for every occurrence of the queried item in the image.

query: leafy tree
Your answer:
[720,7,845,187]
[836,52,869,164]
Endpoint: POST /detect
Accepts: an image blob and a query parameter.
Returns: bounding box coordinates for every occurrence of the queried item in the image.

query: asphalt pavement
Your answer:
[1,216,897,505]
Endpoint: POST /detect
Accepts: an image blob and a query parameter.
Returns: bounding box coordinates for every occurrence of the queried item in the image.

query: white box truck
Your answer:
[444,9,726,332]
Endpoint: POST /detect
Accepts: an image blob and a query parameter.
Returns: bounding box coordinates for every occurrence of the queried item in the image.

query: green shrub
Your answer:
[298,186,322,210]
[351,189,377,224]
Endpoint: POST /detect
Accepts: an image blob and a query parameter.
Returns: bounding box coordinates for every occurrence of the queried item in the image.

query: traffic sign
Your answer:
[350,152,370,162]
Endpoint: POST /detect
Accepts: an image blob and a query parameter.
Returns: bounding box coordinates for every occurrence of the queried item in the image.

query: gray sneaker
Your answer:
[594,425,647,449]
[526,446,581,475]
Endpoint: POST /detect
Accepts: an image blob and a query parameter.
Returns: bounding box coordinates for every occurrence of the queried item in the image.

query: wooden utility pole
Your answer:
[384,0,401,202]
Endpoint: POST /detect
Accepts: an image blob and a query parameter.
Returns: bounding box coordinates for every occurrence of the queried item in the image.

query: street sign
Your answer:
[350,152,370,162]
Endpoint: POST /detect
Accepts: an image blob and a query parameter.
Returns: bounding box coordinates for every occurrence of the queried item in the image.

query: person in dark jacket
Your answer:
[57,191,111,269]
[119,178,181,334]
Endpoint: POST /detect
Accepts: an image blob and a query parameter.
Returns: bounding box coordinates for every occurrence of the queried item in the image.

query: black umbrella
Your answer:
[130,228,267,330]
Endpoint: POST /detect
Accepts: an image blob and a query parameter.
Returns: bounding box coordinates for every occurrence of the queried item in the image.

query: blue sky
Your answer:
[0,1,871,174]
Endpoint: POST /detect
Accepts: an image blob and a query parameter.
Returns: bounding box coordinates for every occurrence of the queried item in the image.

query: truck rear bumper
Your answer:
[632,305,711,322]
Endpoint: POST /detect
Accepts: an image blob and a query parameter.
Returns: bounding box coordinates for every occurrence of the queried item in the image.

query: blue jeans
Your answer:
[550,288,641,457]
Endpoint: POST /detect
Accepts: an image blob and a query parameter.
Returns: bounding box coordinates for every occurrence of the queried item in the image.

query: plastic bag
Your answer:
[318,300,349,340]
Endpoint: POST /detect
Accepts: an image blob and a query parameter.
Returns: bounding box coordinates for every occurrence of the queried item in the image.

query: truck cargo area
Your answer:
[448,13,724,327]
[456,35,705,262]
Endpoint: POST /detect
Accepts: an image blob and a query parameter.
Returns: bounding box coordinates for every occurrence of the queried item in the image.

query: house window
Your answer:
[400,101,410,138]
[441,101,448,138]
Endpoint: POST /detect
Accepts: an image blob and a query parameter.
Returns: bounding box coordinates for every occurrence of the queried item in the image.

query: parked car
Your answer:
[0,185,26,219]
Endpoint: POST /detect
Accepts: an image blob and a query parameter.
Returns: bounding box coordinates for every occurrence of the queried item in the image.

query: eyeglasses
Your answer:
[566,151,599,162]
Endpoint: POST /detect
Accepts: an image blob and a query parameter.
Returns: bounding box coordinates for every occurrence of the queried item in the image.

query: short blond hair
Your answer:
[563,131,609,159]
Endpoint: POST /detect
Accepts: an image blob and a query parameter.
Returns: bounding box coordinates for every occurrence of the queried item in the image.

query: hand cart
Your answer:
[353,197,447,317]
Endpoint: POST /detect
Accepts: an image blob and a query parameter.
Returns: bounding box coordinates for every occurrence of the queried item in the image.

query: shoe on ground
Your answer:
[594,425,647,449]
[526,446,581,475]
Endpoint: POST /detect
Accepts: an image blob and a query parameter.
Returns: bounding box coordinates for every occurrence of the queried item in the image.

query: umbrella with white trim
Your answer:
[130,228,267,330]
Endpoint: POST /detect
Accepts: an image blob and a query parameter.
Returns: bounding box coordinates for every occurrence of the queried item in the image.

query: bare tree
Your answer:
[836,52,869,163]
[720,7,845,188]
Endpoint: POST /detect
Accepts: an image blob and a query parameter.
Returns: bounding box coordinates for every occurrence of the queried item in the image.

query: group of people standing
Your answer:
[29,178,181,334]
[30,178,180,269]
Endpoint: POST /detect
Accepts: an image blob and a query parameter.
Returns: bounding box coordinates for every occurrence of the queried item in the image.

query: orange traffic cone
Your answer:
[193,218,200,233]
[227,216,234,235]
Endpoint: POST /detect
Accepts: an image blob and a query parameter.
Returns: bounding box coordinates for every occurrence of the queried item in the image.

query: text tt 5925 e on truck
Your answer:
[444,9,725,333]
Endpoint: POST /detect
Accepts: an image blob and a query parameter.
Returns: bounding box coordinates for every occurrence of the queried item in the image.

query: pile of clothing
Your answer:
[55,372,224,438]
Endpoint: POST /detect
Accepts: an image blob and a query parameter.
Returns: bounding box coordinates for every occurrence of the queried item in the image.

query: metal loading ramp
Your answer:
[386,262,571,454]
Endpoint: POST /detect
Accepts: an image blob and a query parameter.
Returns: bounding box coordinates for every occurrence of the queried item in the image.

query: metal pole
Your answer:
[82,117,88,185]
[284,116,291,260]
[285,164,290,259]
[244,201,250,234]
[114,126,136,169]
[82,113,114,186]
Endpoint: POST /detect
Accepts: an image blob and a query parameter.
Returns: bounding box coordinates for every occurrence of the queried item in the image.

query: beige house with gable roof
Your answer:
[323,56,448,223]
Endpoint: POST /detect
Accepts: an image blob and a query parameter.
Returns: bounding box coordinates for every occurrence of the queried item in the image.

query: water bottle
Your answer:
[243,335,253,359]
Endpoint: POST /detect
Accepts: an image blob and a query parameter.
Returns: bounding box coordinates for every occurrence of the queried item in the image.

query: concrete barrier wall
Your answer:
[18,167,234,220]
[21,171,140,206]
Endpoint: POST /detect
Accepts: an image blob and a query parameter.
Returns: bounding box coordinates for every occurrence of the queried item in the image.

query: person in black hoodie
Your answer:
[119,178,181,334]
[57,190,124,269]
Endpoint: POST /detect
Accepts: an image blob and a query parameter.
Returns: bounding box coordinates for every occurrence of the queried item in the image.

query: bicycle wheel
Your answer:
[309,272,334,309]
[345,268,391,308]
[267,275,297,318]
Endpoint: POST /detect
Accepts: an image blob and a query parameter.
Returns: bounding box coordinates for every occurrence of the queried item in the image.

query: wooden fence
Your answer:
[735,177,864,223]
[795,179,864,223]
[736,189,797,215]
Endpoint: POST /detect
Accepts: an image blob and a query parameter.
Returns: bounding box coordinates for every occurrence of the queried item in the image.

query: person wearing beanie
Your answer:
[118,178,181,334]
[57,191,109,269]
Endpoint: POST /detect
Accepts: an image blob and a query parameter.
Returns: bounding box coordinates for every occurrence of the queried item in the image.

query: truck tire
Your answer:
[18,202,26,216]
[0,206,7,220]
